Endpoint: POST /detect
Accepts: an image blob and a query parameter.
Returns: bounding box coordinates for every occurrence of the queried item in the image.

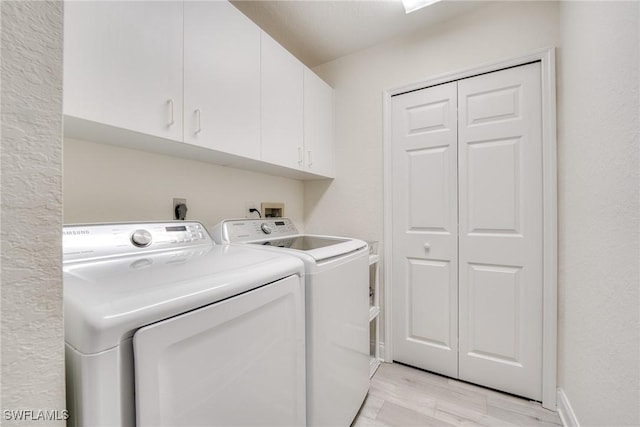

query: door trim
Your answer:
[382,47,557,409]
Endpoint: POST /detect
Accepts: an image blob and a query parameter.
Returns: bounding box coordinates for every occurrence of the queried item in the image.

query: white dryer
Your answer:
[211,218,370,427]
[63,222,306,426]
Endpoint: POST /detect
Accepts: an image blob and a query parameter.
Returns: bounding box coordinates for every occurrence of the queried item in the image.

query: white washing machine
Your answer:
[211,218,370,427]
[63,222,306,427]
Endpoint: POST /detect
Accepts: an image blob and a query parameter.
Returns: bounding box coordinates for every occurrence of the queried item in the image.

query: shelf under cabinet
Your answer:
[64,115,333,181]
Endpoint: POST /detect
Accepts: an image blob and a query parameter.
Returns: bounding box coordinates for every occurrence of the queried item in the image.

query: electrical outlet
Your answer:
[173,198,187,209]
[245,201,258,218]
[173,198,187,219]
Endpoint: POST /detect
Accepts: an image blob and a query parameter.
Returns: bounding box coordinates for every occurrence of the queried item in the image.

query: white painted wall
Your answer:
[63,139,304,231]
[557,2,639,425]
[1,1,66,424]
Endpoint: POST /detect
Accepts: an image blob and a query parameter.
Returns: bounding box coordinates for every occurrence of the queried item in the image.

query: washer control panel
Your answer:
[63,222,212,262]
[220,218,299,243]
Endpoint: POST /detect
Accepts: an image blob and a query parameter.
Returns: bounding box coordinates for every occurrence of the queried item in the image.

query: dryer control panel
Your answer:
[63,222,212,263]
[214,218,299,243]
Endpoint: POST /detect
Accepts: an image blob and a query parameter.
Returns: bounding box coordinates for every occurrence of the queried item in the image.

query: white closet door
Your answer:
[133,276,305,426]
[391,82,459,378]
[457,62,543,400]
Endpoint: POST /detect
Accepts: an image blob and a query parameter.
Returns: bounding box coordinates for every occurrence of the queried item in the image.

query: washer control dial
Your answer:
[131,229,153,247]
[260,223,272,234]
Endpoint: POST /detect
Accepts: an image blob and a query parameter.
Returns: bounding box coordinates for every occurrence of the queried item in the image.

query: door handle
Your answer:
[423,243,431,250]
[194,109,202,135]
[167,99,175,127]
[298,147,303,165]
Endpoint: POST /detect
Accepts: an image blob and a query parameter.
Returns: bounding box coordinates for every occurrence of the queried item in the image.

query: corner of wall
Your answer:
[556,388,580,427]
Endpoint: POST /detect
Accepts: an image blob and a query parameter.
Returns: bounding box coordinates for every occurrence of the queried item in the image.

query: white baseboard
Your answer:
[557,388,580,427]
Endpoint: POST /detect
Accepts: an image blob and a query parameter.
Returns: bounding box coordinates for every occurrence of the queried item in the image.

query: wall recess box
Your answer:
[261,202,284,218]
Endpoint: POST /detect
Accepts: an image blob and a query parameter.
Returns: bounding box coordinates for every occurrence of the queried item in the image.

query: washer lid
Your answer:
[212,219,367,262]
[63,244,304,354]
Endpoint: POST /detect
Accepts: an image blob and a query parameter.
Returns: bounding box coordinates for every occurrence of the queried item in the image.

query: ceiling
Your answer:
[231,0,488,68]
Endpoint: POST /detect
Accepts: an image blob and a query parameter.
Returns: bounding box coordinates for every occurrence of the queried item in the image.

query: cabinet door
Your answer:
[303,69,335,177]
[261,32,304,170]
[64,1,183,141]
[184,1,261,160]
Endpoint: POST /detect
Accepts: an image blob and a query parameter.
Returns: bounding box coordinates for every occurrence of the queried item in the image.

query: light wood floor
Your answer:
[352,363,562,427]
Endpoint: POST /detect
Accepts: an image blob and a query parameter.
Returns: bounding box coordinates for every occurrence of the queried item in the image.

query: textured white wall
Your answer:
[63,139,305,231]
[557,2,639,425]
[1,1,66,424]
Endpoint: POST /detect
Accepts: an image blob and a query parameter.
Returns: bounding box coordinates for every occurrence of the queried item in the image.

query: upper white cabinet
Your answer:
[261,32,304,170]
[304,69,335,178]
[64,0,333,180]
[184,1,261,160]
[64,1,183,141]
[261,34,334,178]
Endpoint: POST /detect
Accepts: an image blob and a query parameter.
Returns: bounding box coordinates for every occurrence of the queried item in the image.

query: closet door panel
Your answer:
[391,82,459,378]
[457,62,543,401]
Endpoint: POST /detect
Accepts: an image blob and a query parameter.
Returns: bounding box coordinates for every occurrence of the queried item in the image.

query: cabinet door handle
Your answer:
[298,147,303,165]
[194,109,202,134]
[167,99,175,127]
[307,150,313,167]
[424,243,431,250]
